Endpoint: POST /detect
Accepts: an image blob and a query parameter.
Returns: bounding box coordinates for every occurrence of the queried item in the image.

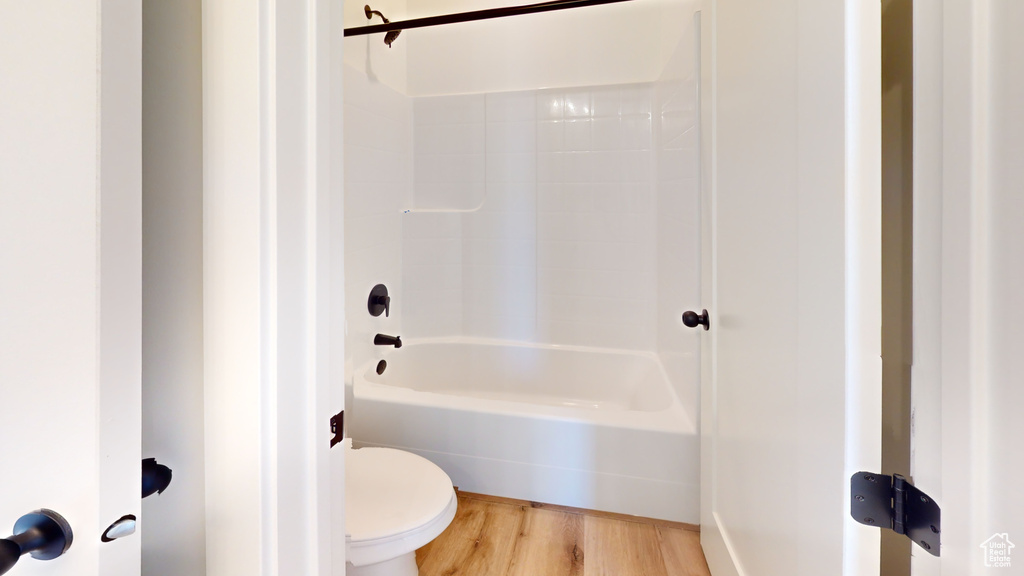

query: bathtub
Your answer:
[348,338,699,523]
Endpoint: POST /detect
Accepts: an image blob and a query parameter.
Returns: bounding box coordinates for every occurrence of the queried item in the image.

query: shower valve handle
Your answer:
[368,284,391,317]
[374,295,390,317]
[682,309,710,331]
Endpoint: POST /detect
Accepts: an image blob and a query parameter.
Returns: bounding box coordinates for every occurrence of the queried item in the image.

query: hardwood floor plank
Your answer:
[417,496,525,576]
[457,491,700,533]
[506,507,584,576]
[657,526,711,576]
[417,494,711,576]
[583,516,668,576]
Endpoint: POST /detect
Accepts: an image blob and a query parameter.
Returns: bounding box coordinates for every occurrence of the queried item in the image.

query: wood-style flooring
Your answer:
[416,492,712,576]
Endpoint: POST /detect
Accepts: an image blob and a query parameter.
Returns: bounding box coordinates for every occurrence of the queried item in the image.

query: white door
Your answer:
[697,2,883,575]
[0,3,141,575]
[911,2,1024,574]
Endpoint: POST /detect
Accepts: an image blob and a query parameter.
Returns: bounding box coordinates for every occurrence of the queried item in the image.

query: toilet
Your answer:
[345,443,458,576]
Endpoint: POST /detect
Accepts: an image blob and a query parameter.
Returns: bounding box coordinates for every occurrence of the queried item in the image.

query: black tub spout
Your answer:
[374,334,402,348]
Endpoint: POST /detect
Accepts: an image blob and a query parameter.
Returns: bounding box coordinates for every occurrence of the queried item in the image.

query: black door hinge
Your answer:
[330,410,344,448]
[851,472,941,556]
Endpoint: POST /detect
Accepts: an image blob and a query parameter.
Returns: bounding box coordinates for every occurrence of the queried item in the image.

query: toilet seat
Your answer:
[346,446,457,568]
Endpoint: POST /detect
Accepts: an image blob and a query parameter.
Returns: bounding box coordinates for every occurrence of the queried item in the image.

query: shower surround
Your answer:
[344,18,699,521]
[404,84,659,353]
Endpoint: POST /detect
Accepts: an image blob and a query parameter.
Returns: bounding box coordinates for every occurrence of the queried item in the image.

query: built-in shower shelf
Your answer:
[401,207,484,214]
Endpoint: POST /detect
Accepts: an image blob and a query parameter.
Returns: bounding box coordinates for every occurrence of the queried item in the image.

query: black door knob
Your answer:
[682,309,710,331]
[0,509,73,575]
[142,458,173,498]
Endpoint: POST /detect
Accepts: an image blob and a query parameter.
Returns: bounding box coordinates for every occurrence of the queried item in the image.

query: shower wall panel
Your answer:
[411,95,486,210]
[462,91,538,341]
[654,29,700,422]
[402,83,659,351]
[534,84,657,350]
[402,95,483,337]
[344,66,412,377]
[402,212,463,337]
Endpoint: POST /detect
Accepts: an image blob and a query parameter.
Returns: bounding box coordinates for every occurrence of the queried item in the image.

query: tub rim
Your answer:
[353,336,696,434]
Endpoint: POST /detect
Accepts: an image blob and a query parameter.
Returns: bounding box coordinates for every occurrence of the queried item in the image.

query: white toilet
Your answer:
[345,443,458,576]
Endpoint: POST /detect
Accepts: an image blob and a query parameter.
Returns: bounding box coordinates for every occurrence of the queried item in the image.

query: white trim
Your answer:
[258,0,280,571]
[697,4,738,573]
[99,1,143,572]
[843,0,883,573]
[909,2,943,575]
[936,1,987,571]
[203,1,342,574]
[304,2,325,573]
[914,2,1024,572]
[328,1,349,573]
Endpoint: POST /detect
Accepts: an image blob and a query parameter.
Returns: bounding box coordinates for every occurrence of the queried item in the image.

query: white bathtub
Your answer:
[348,338,699,523]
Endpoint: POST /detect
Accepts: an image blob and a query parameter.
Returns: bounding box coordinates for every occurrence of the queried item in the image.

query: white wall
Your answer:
[405,0,693,96]
[141,1,206,575]
[343,0,408,93]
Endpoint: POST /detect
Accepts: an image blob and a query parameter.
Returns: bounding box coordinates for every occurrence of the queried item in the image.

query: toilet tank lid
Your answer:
[345,446,455,542]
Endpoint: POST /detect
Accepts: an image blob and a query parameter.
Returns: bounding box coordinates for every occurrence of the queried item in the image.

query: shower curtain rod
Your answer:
[343,0,635,38]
